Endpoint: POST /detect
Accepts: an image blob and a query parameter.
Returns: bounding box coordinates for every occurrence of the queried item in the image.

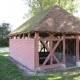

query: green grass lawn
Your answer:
[0,52,80,80]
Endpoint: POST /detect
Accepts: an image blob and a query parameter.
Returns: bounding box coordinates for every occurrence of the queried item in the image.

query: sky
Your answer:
[0,0,29,30]
[0,0,80,31]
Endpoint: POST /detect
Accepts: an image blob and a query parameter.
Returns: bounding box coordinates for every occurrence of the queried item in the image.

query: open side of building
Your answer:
[9,5,80,71]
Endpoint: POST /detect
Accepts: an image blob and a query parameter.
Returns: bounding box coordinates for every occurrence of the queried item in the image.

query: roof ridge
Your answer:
[8,5,80,36]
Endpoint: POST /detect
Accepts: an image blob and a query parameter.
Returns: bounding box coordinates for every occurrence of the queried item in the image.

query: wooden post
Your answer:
[74,40,76,55]
[23,34,25,39]
[12,36,14,39]
[35,32,39,68]
[42,40,60,66]
[19,34,21,39]
[28,33,30,38]
[50,40,53,64]
[76,34,79,61]
[63,34,65,64]
[15,35,17,39]
[67,40,68,54]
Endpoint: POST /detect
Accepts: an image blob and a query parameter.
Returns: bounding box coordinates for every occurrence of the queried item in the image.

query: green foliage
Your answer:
[1,52,80,80]
[8,7,52,36]
[24,0,79,17]
[0,22,11,47]
[0,38,9,47]
[0,52,28,80]
[0,22,11,39]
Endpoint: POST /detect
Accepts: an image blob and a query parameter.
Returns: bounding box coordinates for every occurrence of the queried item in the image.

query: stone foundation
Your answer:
[76,62,80,67]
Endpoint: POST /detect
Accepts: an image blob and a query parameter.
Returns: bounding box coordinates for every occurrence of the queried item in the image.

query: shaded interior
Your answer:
[39,33,76,67]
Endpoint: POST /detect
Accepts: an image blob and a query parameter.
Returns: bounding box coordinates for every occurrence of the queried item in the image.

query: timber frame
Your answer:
[10,32,80,70]
[9,5,80,71]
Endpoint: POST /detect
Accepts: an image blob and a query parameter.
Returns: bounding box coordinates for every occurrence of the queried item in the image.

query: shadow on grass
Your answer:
[0,52,29,80]
[0,52,80,80]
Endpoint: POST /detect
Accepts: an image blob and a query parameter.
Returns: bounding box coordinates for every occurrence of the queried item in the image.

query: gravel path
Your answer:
[0,47,9,52]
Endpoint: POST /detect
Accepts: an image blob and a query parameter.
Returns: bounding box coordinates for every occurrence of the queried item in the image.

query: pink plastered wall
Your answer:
[9,39,35,71]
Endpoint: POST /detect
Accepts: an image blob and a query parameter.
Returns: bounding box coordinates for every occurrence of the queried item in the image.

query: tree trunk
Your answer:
[37,0,43,11]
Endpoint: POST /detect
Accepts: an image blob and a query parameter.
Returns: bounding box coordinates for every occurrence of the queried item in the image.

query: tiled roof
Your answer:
[9,5,80,36]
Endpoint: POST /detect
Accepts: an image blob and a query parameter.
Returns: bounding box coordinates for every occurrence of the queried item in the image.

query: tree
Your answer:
[0,22,11,39]
[0,22,11,47]
[24,0,79,17]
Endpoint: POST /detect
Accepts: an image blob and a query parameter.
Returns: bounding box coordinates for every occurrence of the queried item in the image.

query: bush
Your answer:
[0,38,9,47]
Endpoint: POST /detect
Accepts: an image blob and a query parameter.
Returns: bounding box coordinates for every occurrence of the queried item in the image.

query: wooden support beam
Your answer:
[46,33,55,39]
[66,39,73,54]
[10,36,12,39]
[40,63,62,70]
[63,34,66,64]
[35,32,39,68]
[40,44,44,52]
[59,42,62,52]
[76,34,79,61]
[40,41,48,52]
[18,35,20,39]
[42,40,60,66]
[52,54,60,63]
[65,37,76,39]
[12,36,14,39]
[66,40,72,47]
[66,40,68,54]
[40,40,50,52]
[74,41,76,55]
[39,34,62,68]
[28,33,30,38]
[39,38,63,41]
[50,40,53,65]
[50,56,53,65]
[15,35,17,39]
[23,34,25,39]
[56,46,60,52]
[67,47,73,54]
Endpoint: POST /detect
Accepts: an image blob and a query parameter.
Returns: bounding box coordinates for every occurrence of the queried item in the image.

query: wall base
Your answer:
[36,67,41,72]
[76,62,80,67]
[62,64,66,69]
[52,64,66,70]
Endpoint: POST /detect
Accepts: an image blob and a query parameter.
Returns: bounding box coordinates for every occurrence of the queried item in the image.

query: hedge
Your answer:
[0,38,9,47]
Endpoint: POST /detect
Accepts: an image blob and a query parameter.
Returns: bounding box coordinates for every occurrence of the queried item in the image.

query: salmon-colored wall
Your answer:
[9,39,35,71]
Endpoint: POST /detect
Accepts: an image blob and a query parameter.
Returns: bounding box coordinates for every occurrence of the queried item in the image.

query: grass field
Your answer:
[0,52,80,80]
